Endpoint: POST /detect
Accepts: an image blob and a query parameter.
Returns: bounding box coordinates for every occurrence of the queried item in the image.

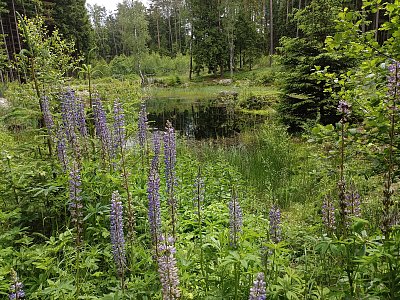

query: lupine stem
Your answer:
[383,62,398,238]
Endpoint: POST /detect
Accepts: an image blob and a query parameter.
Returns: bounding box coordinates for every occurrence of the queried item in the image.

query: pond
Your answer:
[145,97,267,139]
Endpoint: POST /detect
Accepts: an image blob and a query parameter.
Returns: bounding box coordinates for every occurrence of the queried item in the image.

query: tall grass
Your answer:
[197,123,319,208]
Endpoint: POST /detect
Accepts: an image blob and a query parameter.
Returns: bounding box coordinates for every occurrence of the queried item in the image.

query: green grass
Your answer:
[195,122,320,209]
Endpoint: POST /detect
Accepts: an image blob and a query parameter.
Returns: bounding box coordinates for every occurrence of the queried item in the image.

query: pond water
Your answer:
[146,97,266,139]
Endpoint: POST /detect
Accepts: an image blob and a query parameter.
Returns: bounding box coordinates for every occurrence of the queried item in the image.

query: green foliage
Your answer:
[277,0,355,132]
[52,0,93,54]
[16,15,78,94]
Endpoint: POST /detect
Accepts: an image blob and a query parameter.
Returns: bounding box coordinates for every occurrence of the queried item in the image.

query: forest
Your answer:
[1,0,400,299]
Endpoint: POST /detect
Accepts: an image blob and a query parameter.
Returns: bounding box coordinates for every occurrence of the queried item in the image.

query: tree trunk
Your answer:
[230,35,234,78]
[168,9,173,54]
[189,31,193,80]
[156,14,161,51]
[269,0,274,66]
[374,3,379,41]
[0,14,12,81]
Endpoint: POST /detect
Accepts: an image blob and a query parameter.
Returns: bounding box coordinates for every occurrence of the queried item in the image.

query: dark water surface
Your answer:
[146,97,266,139]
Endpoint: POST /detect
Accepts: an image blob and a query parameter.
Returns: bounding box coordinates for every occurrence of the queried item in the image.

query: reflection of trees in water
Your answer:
[147,104,237,139]
[147,102,265,139]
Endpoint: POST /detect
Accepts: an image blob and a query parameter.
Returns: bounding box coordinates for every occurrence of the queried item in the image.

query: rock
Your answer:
[213,78,233,85]
[0,97,9,108]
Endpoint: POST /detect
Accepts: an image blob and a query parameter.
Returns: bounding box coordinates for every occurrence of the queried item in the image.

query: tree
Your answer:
[87,4,110,59]
[191,0,228,76]
[277,0,354,131]
[116,0,150,76]
[52,0,93,54]
[235,5,262,70]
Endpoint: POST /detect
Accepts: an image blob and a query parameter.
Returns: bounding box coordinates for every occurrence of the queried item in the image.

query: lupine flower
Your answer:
[9,269,25,300]
[337,100,351,121]
[151,131,161,171]
[61,90,77,142]
[322,196,336,231]
[164,121,177,236]
[249,272,266,300]
[76,97,88,137]
[388,62,400,98]
[110,191,126,277]
[164,120,177,197]
[93,96,112,159]
[157,236,180,300]
[113,99,126,152]
[56,126,68,171]
[41,96,54,134]
[229,193,243,248]
[148,168,162,246]
[68,162,83,244]
[269,205,281,243]
[138,102,148,149]
[193,174,205,213]
[344,187,361,226]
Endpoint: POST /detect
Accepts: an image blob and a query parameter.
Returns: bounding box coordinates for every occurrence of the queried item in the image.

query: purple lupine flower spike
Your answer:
[164,120,177,196]
[93,95,112,159]
[110,191,126,277]
[41,96,54,134]
[157,236,180,300]
[388,61,400,98]
[61,89,77,141]
[229,192,243,248]
[148,168,162,246]
[68,162,83,244]
[322,196,336,231]
[164,121,178,237]
[337,100,351,121]
[193,175,205,211]
[151,131,161,171]
[249,272,266,300]
[138,102,148,149]
[344,187,361,226]
[56,126,68,171]
[269,205,282,243]
[76,97,88,137]
[113,99,126,151]
[9,269,25,300]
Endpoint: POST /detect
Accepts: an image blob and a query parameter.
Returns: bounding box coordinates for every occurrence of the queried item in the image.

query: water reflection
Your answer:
[146,98,264,139]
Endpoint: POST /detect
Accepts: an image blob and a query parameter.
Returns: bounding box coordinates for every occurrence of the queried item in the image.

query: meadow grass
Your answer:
[194,122,320,209]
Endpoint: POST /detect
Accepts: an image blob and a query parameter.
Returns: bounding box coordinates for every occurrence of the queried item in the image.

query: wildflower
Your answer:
[193,174,205,212]
[229,192,243,248]
[148,168,162,246]
[76,97,88,137]
[138,102,148,149]
[387,61,400,98]
[110,191,126,277]
[9,269,25,300]
[93,95,112,159]
[322,196,336,231]
[61,89,77,142]
[249,272,266,300]
[151,131,161,171]
[56,126,68,171]
[113,99,126,152]
[41,96,54,134]
[68,162,83,244]
[157,236,180,300]
[344,187,361,226]
[164,120,176,195]
[337,100,351,121]
[269,205,281,243]
[164,121,177,237]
